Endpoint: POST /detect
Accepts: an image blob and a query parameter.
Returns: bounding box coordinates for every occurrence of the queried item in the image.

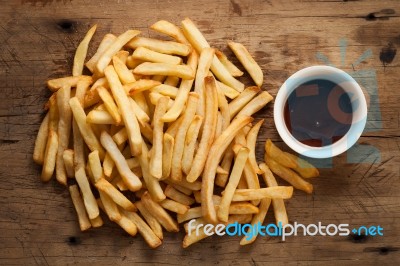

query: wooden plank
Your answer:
[1,0,399,264]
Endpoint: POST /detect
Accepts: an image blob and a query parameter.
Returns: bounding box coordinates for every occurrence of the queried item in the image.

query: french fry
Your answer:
[230,187,293,201]
[99,192,121,222]
[63,149,75,178]
[90,215,103,228]
[228,86,260,119]
[149,96,169,179]
[165,115,183,137]
[171,93,199,181]
[201,116,253,223]
[134,62,195,79]
[259,163,288,226]
[186,77,218,182]
[228,41,263,87]
[126,56,144,70]
[73,24,97,76]
[162,133,174,179]
[86,33,116,73]
[177,207,202,223]
[69,185,91,231]
[126,79,161,95]
[148,92,174,109]
[182,221,212,248]
[216,82,230,131]
[150,20,190,45]
[164,185,195,206]
[96,30,141,75]
[74,167,99,219]
[132,47,182,65]
[97,86,122,125]
[87,109,117,124]
[239,198,271,245]
[95,178,136,211]
[195,48,215,117]
[182,115,203,175]
[284,152,320,178]
[105,65,142,155]
[265,139,297,168]
[228,214,253,224]
[102,200,138,236]
[246,120,264,174]
[141,192,179,232]
[33,113,49,165]
[216,80,239,99]
[136,201,163,240]
[100,131,142,191]
[47,75,92,92]
[151,84,178,99]
[265,156,313,194]
[112,56,136,85]
[215,49,243,77]
[162,50,198,122]
[163,76,180,87]
[115,50,129,64]
[160,199,189,214]
[41,130,58,182]
[217,147,249,222]
[229,202,259,214]
[236,91,273,118]
[69,97,105,159]
[127,37,191,56]
[122,209,162,248]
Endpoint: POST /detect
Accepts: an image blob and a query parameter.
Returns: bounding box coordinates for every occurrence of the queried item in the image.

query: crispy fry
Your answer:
[115,50,129,64]
[195,48,214,117]
[171,93,199,181]
[41,130,58,182]
[136,201,163,240]
[127,37,191,56]
[112,55,136,84]
[99,200,138,236]
[182,115,203,175]
[160,199,189,214]
[284,152,320,178]
[69,97,105,159]
[96,30,141,75]
[259,163,288,226]
[216,80,239,99]
[74,167,99,219]
[201,116,253,223]
[236,91,273,118]
[215,49,244,77]
[265,156,313,194]
[186,77,218,182]
[97,86,122,124]
[126,79,161,95]
[151,84,178,98]
[229,202,259,214]
[161,133,174,179]
[265,139,297,168]
[177,207,202,223]
[150,20,190,44]
[87,109,117,124]
[228,41,263,87]
[149,96,169,179]
[230,187,293,201]
[162,51,198,122]
[63,149,75,178]
[215,143,235,187]
[105,65,142,155]
[95,178,136,211]
[90,215,103,228]
[246,120,264,175]
[228,86,260,119]
[33,113,49,165]
[99,192,121,221]
[164,185,195,206]
[217,147,249,222]
[163,76,180,87]
[47,76,92,92]
[133,47,182,65]
[73,24,97,76]
[69,185,91,231]
[134,62,195,79]
[86,33,116,73]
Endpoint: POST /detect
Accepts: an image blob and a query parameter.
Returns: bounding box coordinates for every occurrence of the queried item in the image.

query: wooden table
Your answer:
[1,0,399,265]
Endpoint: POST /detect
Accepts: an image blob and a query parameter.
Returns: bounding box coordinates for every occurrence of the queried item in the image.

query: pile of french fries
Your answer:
[33,18,319,248]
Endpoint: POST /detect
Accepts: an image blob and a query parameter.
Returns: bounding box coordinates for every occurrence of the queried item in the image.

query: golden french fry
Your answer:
[186,77,218,182]
[215,49,243,77]
[215,143,235,187]
[47,75,92,92]
[63,149,75,178]
[151,84,178,99]
[126,56,144,69]
[95,178,136,211]
[41,130,58,182]
[229,86,260,119]
[96,30,141,75]
[136,201,163,240]
[150,20,190,44]
[217,147,249,222]
[171,93,199,181]
[86,33,116,73]
[160,199,189,214]
[177,207,202,223]
[162,133,174,179]
[165,115,183,137]
[195,48,215,117]
[182,115,203,175]
[246,120,264,175]
[99,192,121,221]
[133,47,182,65]
[284,152,320,178]
[229,202,259,214]
[33,113,49,165]
[115,50,129,64]
[228,41,263,87]
[164,185,195,206]
[87,109,118,124]
[97,86,122,125]
[105,65,142,155]
[74,167,99,219]
[100,131,142,191]
[101,200,138,236]
[73,24,97,76]
[216,81,230,131]
[236,91,273,118]
[265,139,297,168]
[230,186,293,201]
[134,62,195,79]
[216,80,239,99]
[201,116,253,223]
[90,215,103,228]
[129,98,151,126]
[149,96,169,179]
[163,76,180,87]
[127,37,191,56]
[265,156,313,194]
[112,56,136,85]
[162,50,198,122]
[240,198,271,245]
[142,192,179,232]
[69,97,105,159]
[259,163,288,226]
[126,79,161,95]
[69,185,91,231]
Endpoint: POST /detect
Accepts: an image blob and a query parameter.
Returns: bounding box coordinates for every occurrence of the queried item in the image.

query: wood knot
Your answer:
[67,236,81,245]
[57,19,76,33]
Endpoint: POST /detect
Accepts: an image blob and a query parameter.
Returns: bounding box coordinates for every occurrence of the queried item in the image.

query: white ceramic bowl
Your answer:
[274,66,368,159]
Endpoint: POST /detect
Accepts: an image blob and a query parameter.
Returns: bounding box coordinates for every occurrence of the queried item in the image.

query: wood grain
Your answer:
[1,0,399,265]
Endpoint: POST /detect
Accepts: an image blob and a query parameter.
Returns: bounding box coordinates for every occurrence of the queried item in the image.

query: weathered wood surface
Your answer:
[1,0,399,265]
